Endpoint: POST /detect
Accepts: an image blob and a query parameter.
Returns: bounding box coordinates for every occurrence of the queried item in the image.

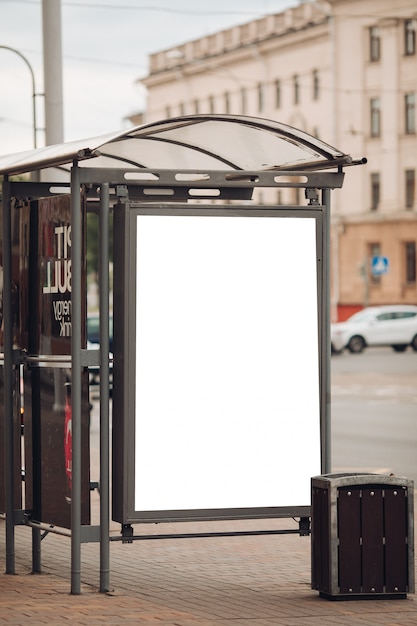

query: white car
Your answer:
[331,305,417,354]
[87,313,114,387]
[87,340,113,387]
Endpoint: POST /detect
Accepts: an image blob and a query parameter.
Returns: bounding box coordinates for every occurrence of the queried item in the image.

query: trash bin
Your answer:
[311,473,415,600]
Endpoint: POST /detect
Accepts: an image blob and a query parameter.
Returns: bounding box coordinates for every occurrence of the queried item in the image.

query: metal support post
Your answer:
[32,527,41,573]
[99,183,110,592]
[2,177,15,573]
[322,188,331,474]
[70,163,82,594]
[31,365,42,572]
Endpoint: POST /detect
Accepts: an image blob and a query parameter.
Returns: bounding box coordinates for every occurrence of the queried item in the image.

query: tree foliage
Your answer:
[86,210,113,277]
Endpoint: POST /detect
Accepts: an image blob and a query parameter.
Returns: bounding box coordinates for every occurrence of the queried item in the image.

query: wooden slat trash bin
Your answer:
[311,473,415,600]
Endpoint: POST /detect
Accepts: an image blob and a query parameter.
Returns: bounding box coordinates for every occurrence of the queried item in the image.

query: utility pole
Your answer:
[42,0,64,146]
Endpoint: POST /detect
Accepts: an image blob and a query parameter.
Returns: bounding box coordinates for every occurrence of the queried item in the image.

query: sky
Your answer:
[0,0,298,156]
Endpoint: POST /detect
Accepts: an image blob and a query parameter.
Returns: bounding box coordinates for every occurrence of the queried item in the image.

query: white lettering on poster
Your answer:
[43,225,72,337]
[52,299,72,337]
[43,225,72,295]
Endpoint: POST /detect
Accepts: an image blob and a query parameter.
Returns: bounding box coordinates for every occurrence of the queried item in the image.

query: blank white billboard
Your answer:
[133,213,321,512]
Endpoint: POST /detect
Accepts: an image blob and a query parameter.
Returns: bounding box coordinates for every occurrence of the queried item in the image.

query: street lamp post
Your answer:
[0,45,42,149]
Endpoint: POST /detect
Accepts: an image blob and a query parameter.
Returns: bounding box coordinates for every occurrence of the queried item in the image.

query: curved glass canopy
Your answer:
[0,115,357,177]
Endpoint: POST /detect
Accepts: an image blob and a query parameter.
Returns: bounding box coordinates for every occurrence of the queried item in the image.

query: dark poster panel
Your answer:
[20,196,90,528]
[0,197,22,513]
[0,366,23,513]
[23,368,90,527]
[20,196,75,356]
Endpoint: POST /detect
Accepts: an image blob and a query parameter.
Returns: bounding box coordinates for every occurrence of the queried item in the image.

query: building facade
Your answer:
[137,0,417,320]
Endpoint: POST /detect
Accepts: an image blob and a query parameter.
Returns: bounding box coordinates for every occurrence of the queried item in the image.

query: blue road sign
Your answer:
[371,255,389,276]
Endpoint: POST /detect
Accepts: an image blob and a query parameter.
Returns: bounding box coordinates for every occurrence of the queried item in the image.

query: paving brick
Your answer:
[1,497,417,625]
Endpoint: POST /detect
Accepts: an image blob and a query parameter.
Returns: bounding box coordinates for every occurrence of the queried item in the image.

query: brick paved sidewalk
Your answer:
[1,504,416,626]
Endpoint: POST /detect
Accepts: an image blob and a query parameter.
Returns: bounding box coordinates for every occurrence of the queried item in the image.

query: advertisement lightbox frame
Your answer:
[112,203,327,525]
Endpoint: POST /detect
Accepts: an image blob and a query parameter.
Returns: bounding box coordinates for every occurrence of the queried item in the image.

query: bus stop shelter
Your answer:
[0,114,364,594]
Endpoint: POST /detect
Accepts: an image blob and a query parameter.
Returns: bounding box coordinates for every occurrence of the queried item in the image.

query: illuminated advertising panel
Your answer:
[113,205,324,524]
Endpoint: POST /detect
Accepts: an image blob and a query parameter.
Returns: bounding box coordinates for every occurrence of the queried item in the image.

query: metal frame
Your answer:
[1,164,339,594]
[112,202,327,527]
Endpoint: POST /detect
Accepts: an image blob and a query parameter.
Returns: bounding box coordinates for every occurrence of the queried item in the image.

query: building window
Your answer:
[179,102,185,116]
[371,172,380,210]
[257,82,264,112]
[405,93,416,134]
[224,92,230,114]
[209,95,215,114]
[370,97,381,137]
[404,241,416,283]
[293,75,300,105]
[405,19,416,56]
[368,242,381,284]
[193,99,199,115]
[165,106,171,118]
[240,87,247,115]
[275,79,281,108]
[313,69,319,100]
[369,26,380,62]
[406,169,415,208]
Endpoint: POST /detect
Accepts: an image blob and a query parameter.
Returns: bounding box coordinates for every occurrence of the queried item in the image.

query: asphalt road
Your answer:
[331,346,417,484]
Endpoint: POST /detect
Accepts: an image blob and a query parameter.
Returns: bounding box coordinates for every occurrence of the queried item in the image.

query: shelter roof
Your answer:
[0,115,356,177]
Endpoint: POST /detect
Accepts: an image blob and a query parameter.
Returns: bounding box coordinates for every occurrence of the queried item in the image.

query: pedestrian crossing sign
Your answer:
[371,255,389,275]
